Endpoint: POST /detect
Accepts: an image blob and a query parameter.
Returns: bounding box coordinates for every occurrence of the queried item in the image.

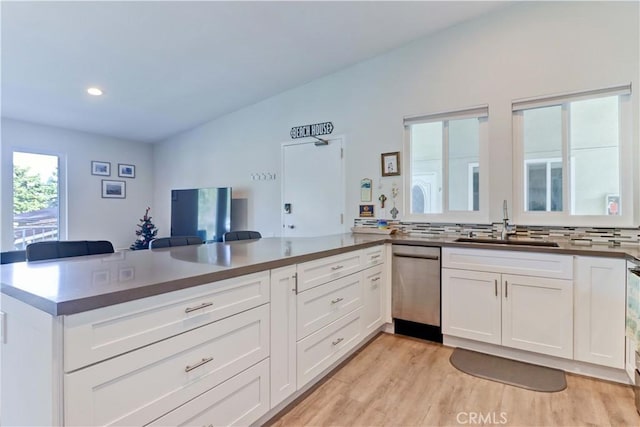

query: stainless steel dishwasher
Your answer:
[392,244,442,342]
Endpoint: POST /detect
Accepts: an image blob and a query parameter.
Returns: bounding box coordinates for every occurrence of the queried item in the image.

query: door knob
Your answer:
[287,225,295,229]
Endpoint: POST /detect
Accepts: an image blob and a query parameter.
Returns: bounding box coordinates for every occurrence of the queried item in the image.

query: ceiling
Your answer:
[1,1,509,143]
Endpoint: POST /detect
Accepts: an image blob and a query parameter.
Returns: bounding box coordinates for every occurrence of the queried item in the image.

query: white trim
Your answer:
[403,104,488,126]
[512,84,631,111]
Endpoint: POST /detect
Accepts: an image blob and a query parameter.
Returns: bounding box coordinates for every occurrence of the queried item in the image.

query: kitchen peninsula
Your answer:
[0,234,389,426]
[2,233,638,426]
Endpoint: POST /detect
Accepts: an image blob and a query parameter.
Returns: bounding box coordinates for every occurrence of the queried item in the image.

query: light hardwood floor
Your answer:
[271,333,640,426]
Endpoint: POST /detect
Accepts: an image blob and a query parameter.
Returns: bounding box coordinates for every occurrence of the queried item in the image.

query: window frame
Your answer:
[512,85,633,227]
[403,105,489,223]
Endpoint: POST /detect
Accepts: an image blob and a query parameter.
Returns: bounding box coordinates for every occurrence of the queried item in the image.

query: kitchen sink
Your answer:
[454,237,559,247]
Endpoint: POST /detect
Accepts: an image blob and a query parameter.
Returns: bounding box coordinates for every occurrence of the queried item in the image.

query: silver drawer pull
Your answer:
[331,265,344,271]
[185,302,213,314]
[370,255,381,259]
[331,297,344,304]
[332,337,344,346]
[185,357,214,372]
[371,277,381,282]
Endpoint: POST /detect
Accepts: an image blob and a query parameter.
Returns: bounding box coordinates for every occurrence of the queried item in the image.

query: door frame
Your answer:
[280,134,346,237]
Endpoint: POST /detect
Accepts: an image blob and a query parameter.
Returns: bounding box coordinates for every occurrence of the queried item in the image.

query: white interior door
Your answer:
[282,138,344,237]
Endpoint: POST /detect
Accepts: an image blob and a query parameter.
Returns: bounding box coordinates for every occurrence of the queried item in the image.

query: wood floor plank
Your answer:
[272,333,640,426]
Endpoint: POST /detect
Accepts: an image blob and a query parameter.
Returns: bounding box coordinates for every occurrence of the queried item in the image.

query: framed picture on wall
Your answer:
[381,152,400,177]
[118,163,135,178]
[359,204,374,217]
[102,180,126,199]
[91,161,111,176]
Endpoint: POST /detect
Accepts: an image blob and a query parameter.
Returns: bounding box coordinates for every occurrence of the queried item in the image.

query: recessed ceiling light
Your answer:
[87,87,103,96]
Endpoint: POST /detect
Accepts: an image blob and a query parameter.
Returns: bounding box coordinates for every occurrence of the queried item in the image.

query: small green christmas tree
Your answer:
[130,207,158,250]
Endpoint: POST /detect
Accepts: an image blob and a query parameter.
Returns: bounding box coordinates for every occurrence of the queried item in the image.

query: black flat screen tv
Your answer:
[170,187,231,242]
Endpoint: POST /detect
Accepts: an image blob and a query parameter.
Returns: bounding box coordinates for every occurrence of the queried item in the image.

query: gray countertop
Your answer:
[0,234,386,316]
[2,232,637,316]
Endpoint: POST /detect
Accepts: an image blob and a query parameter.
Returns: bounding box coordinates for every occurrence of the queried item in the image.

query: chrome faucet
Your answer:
[501,200,512,240]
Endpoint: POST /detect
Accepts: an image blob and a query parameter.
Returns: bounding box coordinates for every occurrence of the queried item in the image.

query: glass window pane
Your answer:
[570,96,619,215]
[13,152,59,250]
[472,167,479,211]
[523,106,562,212]
[448,118,479,211]
[410,122,442,213]
[527,163,548,211]
[550,162,563,211]
[411,185,425,214]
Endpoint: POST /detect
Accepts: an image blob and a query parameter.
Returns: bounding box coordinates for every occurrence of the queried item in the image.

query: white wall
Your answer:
[152,2,639,235]
[1,118,154,250]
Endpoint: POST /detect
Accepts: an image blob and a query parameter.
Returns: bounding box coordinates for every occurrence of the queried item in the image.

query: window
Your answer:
[513,84,632,226]
[404,105,488,222]
[525,158,563,212]
[12,151,62,250]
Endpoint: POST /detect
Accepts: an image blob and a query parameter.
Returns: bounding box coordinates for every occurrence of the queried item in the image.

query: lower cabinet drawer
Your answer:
[146,359,270,427]
[297,251,363,293]
[362,245,385,268]
[64,304,269,427]
[297,308,362,389]
[297,272,363,340]
[64,271,270,372]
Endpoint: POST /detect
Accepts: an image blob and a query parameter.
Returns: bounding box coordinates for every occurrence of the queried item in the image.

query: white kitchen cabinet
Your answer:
[297,272,363,340]
[64,304,269,426]
[574,257,626,368]
[362,264,385,336]
[361,245,384,269]
[2,243,388,426]
[442,248,574,359]
[442,268,501,345]
[269,265,297,408]
[296,308,362,388]
[64,271,270,372]
[296,250,363,292]
[502,274,573,359]
[147,359,270,427]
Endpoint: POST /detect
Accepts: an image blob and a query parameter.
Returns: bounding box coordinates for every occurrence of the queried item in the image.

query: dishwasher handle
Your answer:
[392,253,440,261]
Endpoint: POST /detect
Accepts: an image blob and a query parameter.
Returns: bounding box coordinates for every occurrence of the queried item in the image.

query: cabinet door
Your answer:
[574,257,625,368]
[442,269,501,345]
[269,266,297,408]
[501,274,573,359]
[362,264,384,336]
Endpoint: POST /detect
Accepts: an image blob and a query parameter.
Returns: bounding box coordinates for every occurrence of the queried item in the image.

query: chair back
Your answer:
[1,250,27,264]
[26,240,114,262]
[223,231,262,242]
[149,236,204,249]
